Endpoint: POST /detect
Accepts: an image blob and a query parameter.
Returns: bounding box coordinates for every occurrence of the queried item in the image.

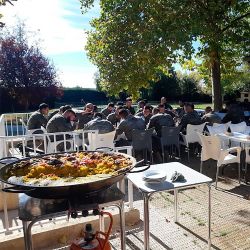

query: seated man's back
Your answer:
[46,110,76,151]
[202,112,221,125]
[84,114,115,134]
[115,111,145,142]
[147,113,174,137]
[179,103,202,132]
[46,114,73,133]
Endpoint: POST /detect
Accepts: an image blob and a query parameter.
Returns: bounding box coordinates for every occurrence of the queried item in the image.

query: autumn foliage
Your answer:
[0,24,63,112]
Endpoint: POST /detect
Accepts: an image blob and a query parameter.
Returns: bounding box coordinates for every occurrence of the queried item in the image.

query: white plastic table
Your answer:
[127,162,213,250]
[218,132,250,145]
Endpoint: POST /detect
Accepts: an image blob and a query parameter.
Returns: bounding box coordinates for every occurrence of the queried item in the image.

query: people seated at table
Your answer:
[84,112,115,134]
[101,102,115,118]
[179,103,202,133]
[125,97,135,115]
[160,96,173,110]
[76,103,94,129]
[202,106,221,125]
[114,109,145,146]
[147,107,174,137]
[222,103,245,124]
[27,103,49,131]
[107,105,124,126]
[136,105,152,125]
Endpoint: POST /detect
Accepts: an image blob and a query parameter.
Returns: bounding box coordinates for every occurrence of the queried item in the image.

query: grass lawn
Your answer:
[171,103,212,109]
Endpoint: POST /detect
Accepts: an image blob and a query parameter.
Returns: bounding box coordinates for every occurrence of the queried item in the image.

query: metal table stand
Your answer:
[128,162,213,250]
[19,186,126,250]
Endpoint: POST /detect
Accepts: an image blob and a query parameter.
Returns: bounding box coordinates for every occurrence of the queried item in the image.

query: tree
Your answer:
[0,22,62,110]
[148,69,181,101]
[80,0,250,110]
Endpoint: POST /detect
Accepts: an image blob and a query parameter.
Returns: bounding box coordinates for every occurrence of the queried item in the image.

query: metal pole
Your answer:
[174,189,179,223]
[2,183,10,234]
[117,201,126,250]
[22,221,30,250]
[208,184,212,250]
[27,222,34,250]
[120,178,125,194]
[128,180,134,209]
[99,209,105,232]
[143,193,150,250]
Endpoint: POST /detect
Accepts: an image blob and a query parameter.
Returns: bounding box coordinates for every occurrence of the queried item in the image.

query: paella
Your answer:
[6,151,133,187]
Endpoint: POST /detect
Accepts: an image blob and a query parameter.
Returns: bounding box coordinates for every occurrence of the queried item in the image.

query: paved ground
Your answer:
[108,150,250,250]
[0,148,249,250]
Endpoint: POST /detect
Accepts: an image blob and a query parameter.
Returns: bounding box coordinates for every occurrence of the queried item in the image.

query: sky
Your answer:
[0,0,99,88]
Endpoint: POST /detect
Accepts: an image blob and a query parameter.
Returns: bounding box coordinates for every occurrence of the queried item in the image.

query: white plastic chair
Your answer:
[213,122,231,128]
[199,133,241,188]
[207,124,227,135]
[45,132,74,154]
[85,130,116,151]
[229,122,247,133]
[206,124,229,149]
[180,123,206,161]
[114,146,133,156]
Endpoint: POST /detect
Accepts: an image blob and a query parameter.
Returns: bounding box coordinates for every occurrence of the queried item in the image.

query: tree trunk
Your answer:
[24,98,29,111]
[210,50,223,111]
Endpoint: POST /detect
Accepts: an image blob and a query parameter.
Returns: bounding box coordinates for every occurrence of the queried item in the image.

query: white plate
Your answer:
[143,170,166,182]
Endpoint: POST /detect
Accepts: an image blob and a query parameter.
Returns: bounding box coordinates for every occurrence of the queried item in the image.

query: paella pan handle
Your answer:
[128,160,150,173]
[95,147,113,152]
[2,186,36,193]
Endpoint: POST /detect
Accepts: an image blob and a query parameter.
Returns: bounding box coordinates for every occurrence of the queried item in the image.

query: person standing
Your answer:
[160,97,173,110]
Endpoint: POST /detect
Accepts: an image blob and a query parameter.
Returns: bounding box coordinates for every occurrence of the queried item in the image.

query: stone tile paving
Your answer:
[109,155,250,250]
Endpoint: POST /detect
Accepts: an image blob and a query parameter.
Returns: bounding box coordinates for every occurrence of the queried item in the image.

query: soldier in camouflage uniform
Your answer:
[84,113,115,134]
[27,103,49,131]
[101,102,115,118]
[76,103,94,129]
[114,109,145,146]
[46,110,76,151]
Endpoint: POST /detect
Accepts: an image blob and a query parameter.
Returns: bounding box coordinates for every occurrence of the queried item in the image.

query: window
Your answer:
[244,93,248,97]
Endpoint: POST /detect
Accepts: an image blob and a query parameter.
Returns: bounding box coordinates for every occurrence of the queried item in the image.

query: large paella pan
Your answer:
[0,151,149,199]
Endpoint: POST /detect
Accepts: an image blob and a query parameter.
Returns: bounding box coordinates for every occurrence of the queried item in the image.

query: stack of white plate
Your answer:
[143,170,166,183]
